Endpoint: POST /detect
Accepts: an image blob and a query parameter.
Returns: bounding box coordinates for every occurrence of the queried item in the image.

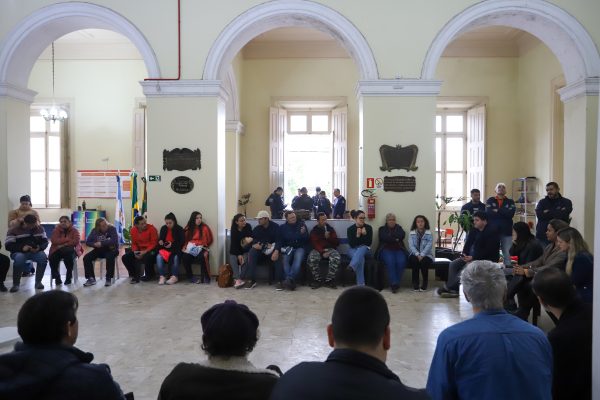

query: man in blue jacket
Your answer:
[485,182,515,266]
[332,188,346,219]
[276,211,309,290]
[535,182,572,245]
[265,187,286,219]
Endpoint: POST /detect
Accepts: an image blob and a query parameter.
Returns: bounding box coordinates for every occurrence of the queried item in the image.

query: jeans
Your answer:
[11,251,47,286]
[501,235,513,266]
[282,247,305,282]
[380,249,407,287]
[348,245,371,285]
[242,247,282,282]
[229,254,247,279]
[156,253,180,277]
[445,258,468,291]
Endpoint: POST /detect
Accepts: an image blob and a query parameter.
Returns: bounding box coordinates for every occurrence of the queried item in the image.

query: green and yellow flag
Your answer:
[131,171,139,225]
[141,176,148,216]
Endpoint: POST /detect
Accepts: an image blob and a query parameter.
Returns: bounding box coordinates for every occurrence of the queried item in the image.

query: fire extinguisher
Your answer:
[367,197,376,219]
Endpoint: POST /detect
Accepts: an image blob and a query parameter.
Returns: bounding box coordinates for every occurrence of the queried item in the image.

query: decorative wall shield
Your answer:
[171,176,194,194]
[163,148,201,171]
[379,144,418,172]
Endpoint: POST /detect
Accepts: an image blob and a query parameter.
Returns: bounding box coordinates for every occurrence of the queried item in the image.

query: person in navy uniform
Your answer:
[535,182,572,246]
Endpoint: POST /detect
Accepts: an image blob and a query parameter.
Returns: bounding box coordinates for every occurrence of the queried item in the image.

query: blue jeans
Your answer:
[156,253,179,277]
[348,245,371,285]
[381,249,407,287]
[282,247,305,282]
[11,251,47,286]
[501,235,513,266]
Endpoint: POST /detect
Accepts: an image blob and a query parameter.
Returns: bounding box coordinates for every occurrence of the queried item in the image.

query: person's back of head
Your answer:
[460,260,506,311]
[532,267,576,309]
[201,300,259,357]
[18,291,78,346]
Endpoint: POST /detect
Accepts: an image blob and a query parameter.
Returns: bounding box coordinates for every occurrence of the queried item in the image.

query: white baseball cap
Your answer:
[256,210,270,219]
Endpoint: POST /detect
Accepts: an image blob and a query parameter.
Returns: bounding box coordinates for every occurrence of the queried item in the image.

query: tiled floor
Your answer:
[0,264,555,399]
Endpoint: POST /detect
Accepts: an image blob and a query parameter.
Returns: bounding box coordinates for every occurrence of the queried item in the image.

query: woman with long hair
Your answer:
[182,211,214,284]
[408,215,434,292]
[556,227,593,303]
[377,213,408,293]
[229,213,253,288]
[156,212,184,285]
[346,210,373,286]
[509,222,544,265]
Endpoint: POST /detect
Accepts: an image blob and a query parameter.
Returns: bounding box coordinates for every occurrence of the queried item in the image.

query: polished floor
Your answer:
[0,264,555,399]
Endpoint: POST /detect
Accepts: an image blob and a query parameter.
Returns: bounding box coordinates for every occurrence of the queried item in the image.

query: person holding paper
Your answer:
[182,211,214,284]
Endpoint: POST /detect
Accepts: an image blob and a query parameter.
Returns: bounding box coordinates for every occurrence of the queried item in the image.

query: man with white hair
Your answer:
[427,260,552,400]
[485,182,515,266]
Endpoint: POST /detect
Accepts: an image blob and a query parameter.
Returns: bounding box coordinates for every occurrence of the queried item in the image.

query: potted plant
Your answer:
[238,193,251,216]
[445,210,473,252]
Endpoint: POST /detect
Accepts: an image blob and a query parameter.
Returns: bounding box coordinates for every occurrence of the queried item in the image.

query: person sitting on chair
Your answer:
[156,213,184,285]
[307,212,340,290]
[377,213,408,294]
[229,214,253,289]
[48,216,82,285]
[408,215,434,292]
[83,218,119,287]
[7,195,39,277]
[347,210,373,286]
[182,211,214,284]
[0,241,13,292]
[276,211,309,291]
[122,216,159,283]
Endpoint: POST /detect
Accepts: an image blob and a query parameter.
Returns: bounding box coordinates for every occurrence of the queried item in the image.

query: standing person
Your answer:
[156,213,184,285]
[532,267,592,400]
[291,187,313,213]
[277,211,309,291]
[121,216,158,284]
[377,213,408,293]
[182,212,214,284]
[229,213,253,289]
[290,188,301,210]
[460,189,485,239]
[7,195,39,276]
[316,191,332,218]
[535,182,572,245]
[5,214,48,292]
[312,186,322,218]
[0,291,127,400]
[48,216,82,285]
[307,212,340,289]
[347,210,373,286]
[408,215,434,292]
[485,183,515,266]
[270,287,429,400]
[265,187,286,219]
[427,261,552,400]
[556,227,593,303]
[0,241,10,292]
[332,189,346,219]
[83,217,119,287]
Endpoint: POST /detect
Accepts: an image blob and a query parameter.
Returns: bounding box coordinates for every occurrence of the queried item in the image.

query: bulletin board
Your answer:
[76,170,132,198]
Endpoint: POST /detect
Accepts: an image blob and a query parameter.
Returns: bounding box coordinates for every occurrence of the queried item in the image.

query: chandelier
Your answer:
[40,42,68,122]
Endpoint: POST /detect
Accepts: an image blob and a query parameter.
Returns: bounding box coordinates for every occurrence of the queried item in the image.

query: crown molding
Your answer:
[226,120,245,135]
[356,79,442,97]
[558,77,600,102]
[0,82,37,103]
[140,80,229,102]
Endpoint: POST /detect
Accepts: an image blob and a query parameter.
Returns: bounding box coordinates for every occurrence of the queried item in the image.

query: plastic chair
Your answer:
[96,257,120,283]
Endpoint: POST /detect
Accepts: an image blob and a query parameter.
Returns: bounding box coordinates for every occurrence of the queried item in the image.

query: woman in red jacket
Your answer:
[182,211,214,284]
[48,216,82,285]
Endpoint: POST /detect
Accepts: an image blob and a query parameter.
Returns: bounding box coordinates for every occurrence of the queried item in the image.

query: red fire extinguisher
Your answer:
[367,197,376,219]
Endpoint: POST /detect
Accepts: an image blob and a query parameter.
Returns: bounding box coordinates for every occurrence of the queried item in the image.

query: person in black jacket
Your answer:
[291,187,313,213]
[156,212,185,285]
[229,213,253,288]
[0,291,127,400]
[265,187,286,219]
[509,222,544,266]
[437,211,500,298]
[0,241,11,292]
[316,191,333,218]
[485,182,515,266]
[332,189,346,219]
[532,267,592,400]
[535,182,572,245]
[270,286,428,400]
[377,213,408,293]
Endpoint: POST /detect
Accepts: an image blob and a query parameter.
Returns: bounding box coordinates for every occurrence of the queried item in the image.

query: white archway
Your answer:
[0,2,160,88]
[421,0,600,86]
[203,0,378,81]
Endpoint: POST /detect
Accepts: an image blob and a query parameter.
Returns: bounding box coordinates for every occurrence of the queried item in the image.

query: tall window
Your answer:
[435,111,467,205]
[30,115,64,208]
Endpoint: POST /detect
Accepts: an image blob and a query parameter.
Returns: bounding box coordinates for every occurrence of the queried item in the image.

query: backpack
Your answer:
[217,264,233,288]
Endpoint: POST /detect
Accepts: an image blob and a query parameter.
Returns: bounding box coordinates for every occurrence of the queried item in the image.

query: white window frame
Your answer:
[435,110,467,206]
[287,110,331,134]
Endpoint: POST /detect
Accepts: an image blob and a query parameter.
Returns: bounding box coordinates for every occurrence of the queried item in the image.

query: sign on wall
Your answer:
[77,170,132,198]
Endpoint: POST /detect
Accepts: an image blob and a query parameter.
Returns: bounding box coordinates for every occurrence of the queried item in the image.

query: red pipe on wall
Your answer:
[144,0,181,81]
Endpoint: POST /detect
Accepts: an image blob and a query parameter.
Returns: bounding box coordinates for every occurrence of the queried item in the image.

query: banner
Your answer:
[115,175,126,244]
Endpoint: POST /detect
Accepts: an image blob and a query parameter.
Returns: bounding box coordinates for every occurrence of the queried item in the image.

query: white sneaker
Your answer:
[234,279,246,289]
[166,276,178,285]
[158,276,166,285]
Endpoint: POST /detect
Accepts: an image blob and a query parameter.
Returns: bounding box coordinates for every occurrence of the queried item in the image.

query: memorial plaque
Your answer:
[379,144,419,172]
[383,176,416,192]
[171,176,194,194]
[163,148,201,171]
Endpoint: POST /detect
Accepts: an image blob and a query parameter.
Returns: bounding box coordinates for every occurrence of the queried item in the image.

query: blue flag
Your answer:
[115,174,125,244]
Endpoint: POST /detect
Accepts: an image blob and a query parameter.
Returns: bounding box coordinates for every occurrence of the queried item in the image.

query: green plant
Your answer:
[446,210,473,252]
[122,226,132,246]
[238,193,251,216]
[435,195,466,248]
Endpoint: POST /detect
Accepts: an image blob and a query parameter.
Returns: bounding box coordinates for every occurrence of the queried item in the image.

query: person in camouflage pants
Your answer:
[308,213,341,289]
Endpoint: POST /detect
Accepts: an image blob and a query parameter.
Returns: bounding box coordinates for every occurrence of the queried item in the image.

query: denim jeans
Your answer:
[11,251,47,286]
[156,253,179,277]
[348,245,371,285]
[380,249,407,287]
[282,247,305,282]
[501,235,513,266]
[446,258,468,291]
[229,254,247,279]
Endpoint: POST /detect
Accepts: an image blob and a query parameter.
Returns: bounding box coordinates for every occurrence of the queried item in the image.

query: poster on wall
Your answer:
[77,170,132,198]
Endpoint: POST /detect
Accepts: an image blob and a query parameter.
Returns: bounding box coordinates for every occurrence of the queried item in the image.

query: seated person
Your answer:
[158,300,280,400]
[5,214,48,292]
[235,210,280,290]
[437,211,499,298]
[156,212,184,285]
[83,218,119,287]
[0,241,12,292]
[48,216,82,285]
[122,216,159,284]
[0,291,127,400]
[276,211,309,291]
[229,213,253,288]
[408,215,434,292]
[532,267,592,400]
[377,213,408,293]
[427,261,552,400]
[270,286,428,400]
[307,212,340,289]
[556,227,593,303]
[346,210,373,286]
[7,195,39,276]
[181,211,213,284]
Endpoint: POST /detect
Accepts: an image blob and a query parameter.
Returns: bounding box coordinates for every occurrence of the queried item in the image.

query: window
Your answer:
[435,112,467,206]
[30,115,66,208]
[288,111,330,134]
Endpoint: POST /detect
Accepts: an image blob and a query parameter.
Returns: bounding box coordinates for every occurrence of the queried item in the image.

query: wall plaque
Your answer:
[171,176,194,194]
[163,148,201,171]
[383,176,416,192]
[379,144,419,172]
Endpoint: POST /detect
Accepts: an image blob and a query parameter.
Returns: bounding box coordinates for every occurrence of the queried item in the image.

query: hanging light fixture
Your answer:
[40,42,68,122]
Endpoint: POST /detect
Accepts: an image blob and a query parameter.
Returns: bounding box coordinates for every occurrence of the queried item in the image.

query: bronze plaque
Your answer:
[171,176,194,194]
[163,148,201,171]
[379,144,418,172]
[383,176,416,192]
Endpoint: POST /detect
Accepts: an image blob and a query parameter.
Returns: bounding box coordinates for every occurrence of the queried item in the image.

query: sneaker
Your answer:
[244,280,257,289]
[55,278,63,285]
[140,276,152,282]
[310,281,322,289]
[21,271,31,277]
[34,282,44,290]
[234,279,246,289]
[9,285,19,293]
[104,279,112,287]
[166,276,178,285]
[189,277,199,284]
[130,278,140,284]
[158,276,166,285]
[420,287,427,292]
[203,276,211,284]
[83,278,96,287]
[440,290,459,298]
[64,277,72,285]
[0,283,7,292]
[324,280,337,289]
[274,282,285,291]
[413,287,421,292]
[286,279,296,291]
[391,284,399,294]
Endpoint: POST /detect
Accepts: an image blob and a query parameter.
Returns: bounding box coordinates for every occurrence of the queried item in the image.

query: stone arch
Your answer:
[203,0,378,81]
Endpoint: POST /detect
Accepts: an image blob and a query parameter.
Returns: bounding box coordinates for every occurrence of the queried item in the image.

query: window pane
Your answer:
[31,171,45,206]
[30,137,46,170]
[49,120,60,133]
[446,115,464,132]
[48,170,61,206]
[311,115,329,132]
[436,173,442,198]
[435,137,442,171]
[446,137,464,171]
[290,115,307,132]
[446,173,464,199]
[30,116,45,133]
[48,136,60,169]
[435,115,442,133]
